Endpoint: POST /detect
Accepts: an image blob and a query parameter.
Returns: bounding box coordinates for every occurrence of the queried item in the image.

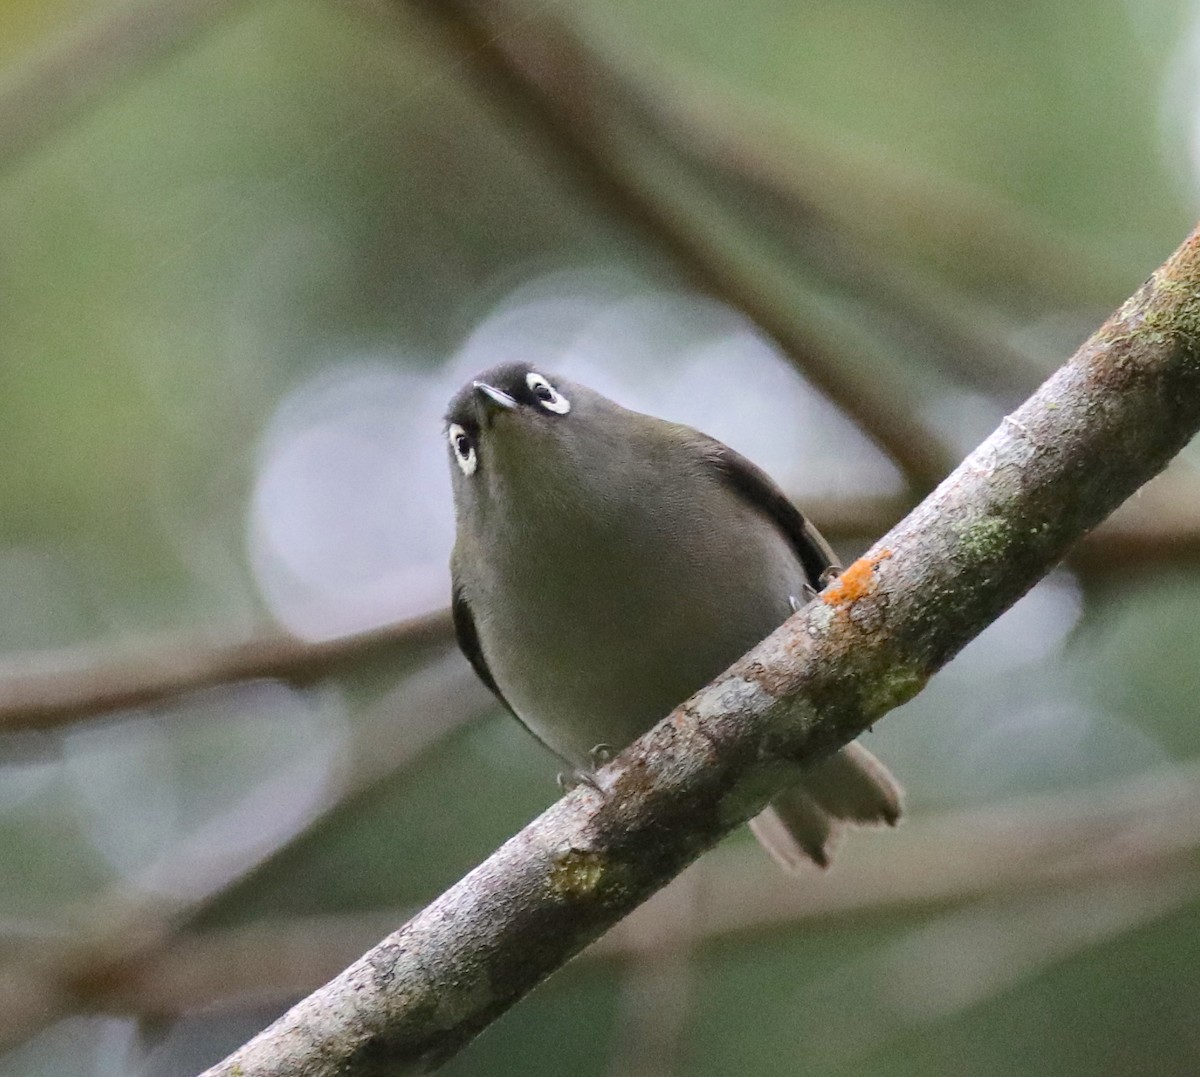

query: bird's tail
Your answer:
[748,741,902,870]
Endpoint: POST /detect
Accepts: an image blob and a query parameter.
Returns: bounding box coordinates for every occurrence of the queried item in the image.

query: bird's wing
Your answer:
[451,582,513,714]
[452,578,580,766]
[703,437,840,589]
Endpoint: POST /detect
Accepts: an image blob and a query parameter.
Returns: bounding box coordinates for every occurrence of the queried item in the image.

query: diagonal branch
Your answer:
[396,0,959,489]
[200,225,1200,1076]
[606,54,1131,318]
[512,23,1081,398]
[0,0,252,177]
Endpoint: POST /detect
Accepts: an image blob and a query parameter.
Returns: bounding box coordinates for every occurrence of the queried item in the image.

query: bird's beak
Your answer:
[473,381,518,417]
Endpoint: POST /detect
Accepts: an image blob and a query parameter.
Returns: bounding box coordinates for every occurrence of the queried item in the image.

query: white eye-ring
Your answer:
[526,372,570,414]
[447,423,477,476]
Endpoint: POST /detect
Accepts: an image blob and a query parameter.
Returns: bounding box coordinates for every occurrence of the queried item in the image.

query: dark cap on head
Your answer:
[445,362,565,431]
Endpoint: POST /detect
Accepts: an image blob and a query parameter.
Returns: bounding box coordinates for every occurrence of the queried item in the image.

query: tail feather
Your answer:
[750,742,902,871]
[800,741,903,825]
[749,792,833,871]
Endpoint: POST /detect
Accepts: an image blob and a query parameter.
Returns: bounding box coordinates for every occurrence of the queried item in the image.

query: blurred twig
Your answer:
[0,0,253,176]
[1073,468,1200,572]
[0,608,452,732]
[33,761,1200,1017]
[595,45,1132,315]
[199,226,1200,1075]
[0,497,892,735]
[126,654,493,919]
[544,32,1075,399]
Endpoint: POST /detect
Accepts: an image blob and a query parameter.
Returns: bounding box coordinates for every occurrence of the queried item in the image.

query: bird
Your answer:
[444,361,901,868]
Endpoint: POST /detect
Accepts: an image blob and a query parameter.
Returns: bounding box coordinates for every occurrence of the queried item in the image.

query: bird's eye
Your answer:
[447,423,477,476]
[525,372,570,414]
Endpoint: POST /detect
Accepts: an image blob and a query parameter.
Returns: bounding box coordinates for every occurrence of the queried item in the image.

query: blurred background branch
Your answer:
[398,0,961,490]
[4,473,1200,738]
[0,608,451,732]
[0,0,252,176]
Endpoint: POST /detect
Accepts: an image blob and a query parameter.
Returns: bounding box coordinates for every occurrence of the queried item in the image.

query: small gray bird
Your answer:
[445,362,901,868]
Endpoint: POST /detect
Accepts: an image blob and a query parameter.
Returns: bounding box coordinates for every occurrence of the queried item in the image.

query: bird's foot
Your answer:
[555,745,614,794]
[557,768,604,793]
[791,565,842,611]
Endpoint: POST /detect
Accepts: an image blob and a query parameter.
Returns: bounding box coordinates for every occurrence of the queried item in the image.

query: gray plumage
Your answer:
[446,362,901,868]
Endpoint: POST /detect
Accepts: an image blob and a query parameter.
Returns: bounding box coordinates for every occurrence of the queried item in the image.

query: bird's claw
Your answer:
[556,745,614,794]
[557,768,604,794]
[819,565,841,587]
[790,565,841,612]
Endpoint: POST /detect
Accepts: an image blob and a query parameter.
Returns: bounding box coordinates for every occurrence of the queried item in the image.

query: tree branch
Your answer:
[0,608,451,732]
[199,228,1200,1075]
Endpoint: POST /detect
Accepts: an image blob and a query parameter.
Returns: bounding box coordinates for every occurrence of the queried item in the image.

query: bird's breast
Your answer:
[472,507,805,767]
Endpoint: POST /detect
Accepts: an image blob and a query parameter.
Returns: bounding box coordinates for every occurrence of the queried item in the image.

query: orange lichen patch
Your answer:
[821,549,893,608]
